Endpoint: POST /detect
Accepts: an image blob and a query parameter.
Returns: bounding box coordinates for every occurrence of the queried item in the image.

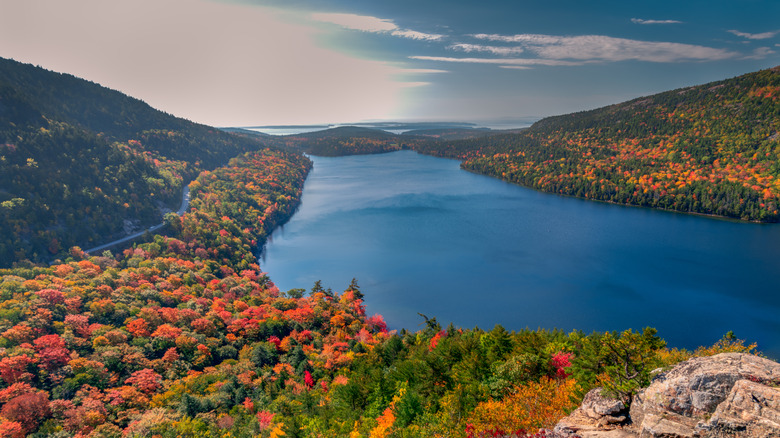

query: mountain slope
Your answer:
[0,57,264,267]
[426,67,780,221]
[268,126,417,156]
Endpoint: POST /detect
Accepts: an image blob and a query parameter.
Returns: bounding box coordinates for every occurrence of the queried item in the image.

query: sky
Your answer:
[1,0,779,127]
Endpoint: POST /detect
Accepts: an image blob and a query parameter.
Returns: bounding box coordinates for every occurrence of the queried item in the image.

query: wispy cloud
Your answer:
[310,12,396,32]
[391,29,443,41]
[397,68,450,74]
[397,81,432,88]
[409,56,584,67]
[631,18,683,25]
[450,43,524,56]
[311,12,443,41]
[744,47,776,59]
[727,29,780,40]
[467,33,738,63]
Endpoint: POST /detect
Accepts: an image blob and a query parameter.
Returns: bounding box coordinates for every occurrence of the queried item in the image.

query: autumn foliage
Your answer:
[467,377,578,435]
[0,148,402,437]
[421,67,780,222]
[0,118,767,437]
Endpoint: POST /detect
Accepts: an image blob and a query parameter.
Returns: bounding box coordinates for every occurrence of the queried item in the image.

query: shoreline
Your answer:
[458,166,776,225]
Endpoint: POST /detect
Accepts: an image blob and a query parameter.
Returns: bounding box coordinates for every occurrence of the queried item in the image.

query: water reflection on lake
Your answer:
[260,150,780,358]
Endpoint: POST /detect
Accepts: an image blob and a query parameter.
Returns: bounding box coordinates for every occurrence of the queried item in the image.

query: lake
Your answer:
[260,150,780,358]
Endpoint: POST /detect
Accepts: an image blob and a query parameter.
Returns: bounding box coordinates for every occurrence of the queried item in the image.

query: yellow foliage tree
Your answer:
[368,383,407,438]
[369,408,396,438]
[269,424,286,438]
[468,377,578,435]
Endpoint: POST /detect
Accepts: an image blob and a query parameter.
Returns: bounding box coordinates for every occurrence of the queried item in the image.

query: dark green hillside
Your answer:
[401,127,500,140]
[273,126,420,156]
[272,125,524,155]
[0,57,264,267]
[422,67,780,221]
[292,126,395,139]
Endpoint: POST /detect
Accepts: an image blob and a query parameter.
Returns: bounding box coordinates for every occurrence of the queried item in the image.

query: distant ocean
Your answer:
[245,125,332,136]
[240,120,536,136]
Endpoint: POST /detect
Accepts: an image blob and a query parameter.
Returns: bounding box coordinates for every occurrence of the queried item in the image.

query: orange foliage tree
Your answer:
[467,377,578,435]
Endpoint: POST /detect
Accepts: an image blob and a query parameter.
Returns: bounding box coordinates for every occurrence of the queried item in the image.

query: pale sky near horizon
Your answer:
[1,0,779,127]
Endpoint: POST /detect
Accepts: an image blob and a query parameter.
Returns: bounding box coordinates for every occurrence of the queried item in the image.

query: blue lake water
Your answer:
[260,150,780,358]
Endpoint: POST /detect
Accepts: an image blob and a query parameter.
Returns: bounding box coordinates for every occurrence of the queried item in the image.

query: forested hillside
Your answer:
[268,127,413,156]
[0,57,774,438]
[422,67,780,221]
[0,57,264,267]
[267,126,510,156]
[0,146,756,438]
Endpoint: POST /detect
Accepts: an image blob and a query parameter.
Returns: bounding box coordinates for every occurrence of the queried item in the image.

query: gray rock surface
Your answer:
[698,379,780,437]
[580,388,628,421]
[553,388,632,437]
[630,353,780,437]
[551,353,780,438]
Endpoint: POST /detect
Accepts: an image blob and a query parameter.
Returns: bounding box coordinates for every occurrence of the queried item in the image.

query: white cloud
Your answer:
[728,29,780,40]
[468,33,737,62]
[396,69,449,74]
[745,47,776,59]
[450,43,524,56]
[472,34,564,44]
[311,12,443,41]
[631,18,683,25]
[0,0,419,126]
[310,12,397,32]
[391,29,443,41]
[409,56,584,67]
[397,81,432,88]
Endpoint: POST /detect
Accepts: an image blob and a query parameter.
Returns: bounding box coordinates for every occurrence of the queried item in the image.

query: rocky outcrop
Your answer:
[553,388,633,437]
[700,379,780,437]
[631,353,780,437]
[551,353,780,437]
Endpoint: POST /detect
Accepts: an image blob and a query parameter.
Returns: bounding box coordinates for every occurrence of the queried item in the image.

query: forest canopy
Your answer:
[0,57,774,438]
[0,147,757,438]
[0,57,265,267]
[417,67,780,222]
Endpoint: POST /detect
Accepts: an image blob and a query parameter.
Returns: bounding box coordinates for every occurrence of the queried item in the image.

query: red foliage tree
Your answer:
[0,383,37,404]
[243,397,255,413]
[33,334,70,372]
[1,392,50,434]
[268,336,282,351]
[0,418,24,438]
[365,314,388,333]
[304,370,314,389]
[191,318,217,336]
[162,347,180,362]
[551,351,573,379]
[0,356,34,384]
[1,324,35,345]
[151,324,183,340]
[125,369,162,394]
[126,319,151,338]
[36,288,64,306]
